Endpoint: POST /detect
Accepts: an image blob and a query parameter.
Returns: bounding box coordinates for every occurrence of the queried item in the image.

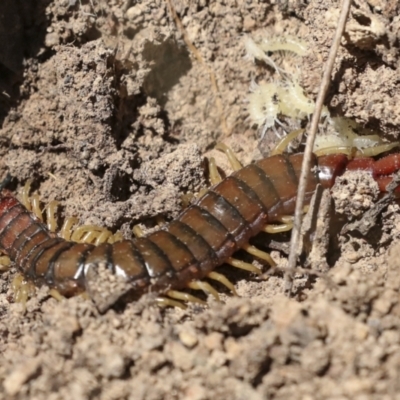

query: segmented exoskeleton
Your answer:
[0,152,399,306]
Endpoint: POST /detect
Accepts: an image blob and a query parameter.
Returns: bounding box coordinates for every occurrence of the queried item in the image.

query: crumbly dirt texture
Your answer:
[1,0,400,399]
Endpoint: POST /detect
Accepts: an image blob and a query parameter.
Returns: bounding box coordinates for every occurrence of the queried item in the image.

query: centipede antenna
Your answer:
[226,257,262,275]
[287,0,352,295]
[156,296,187,309]
[0,173,11,191]
[208,157,223,185]
[166,290,207,305]
[242,244,276,267]
[187,280,220,301]
[215,143,243,171]
[207,271,238,296]
[263,223,293,234]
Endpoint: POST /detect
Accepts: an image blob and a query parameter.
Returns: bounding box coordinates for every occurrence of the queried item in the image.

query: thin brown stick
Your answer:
[285,0,353,295]
[165,0,229,136]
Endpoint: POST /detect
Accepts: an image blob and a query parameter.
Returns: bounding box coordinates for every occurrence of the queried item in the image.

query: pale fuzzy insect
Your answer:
[278,80,329,120]
[247,82,281,137]
[245,33,330,137]
[247,79,329,137]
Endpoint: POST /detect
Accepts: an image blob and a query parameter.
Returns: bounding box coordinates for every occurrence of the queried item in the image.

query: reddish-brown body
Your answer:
[0,152,398,299]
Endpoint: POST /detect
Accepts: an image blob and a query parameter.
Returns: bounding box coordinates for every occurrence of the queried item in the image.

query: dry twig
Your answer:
[285,0,353,295]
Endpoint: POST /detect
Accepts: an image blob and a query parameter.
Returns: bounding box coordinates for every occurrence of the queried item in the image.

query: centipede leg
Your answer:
[215,143,243,171]
[19,182,45,221]
[95,230,113,245]
[242,244,276,267]
[82,230,101,244]
[156,296,187,309]
[20,180,32,210]
[166,290,207,305]
[226,257,262,275]
[0,254,11,271]
[187,280,220,301]
[271,129,305,155]
[59,217,79,240]
[30,194,43,221]
[108,232,124,243]
[207,271,238,296]
[70,225,107,243]
[263,223,293,233]
[49,288,65,302]
[11,274,35,309]
[209,157,223,185]
[263,209,308,233]
[45,200,59,232]
[132,225,145,238]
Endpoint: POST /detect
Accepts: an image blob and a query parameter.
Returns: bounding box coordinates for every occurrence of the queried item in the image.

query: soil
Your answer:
[1,0,400,399]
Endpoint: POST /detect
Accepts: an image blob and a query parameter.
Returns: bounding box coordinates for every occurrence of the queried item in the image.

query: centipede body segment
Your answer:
[0,151,399,306]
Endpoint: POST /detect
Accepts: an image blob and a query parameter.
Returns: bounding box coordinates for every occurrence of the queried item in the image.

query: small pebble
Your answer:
[179,330,198,348]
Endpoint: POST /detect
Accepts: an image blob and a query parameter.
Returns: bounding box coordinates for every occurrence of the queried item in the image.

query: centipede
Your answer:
[1,149,400,309]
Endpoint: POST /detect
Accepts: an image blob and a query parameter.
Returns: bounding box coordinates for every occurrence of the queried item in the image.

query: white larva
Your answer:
[259,35,308,56]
